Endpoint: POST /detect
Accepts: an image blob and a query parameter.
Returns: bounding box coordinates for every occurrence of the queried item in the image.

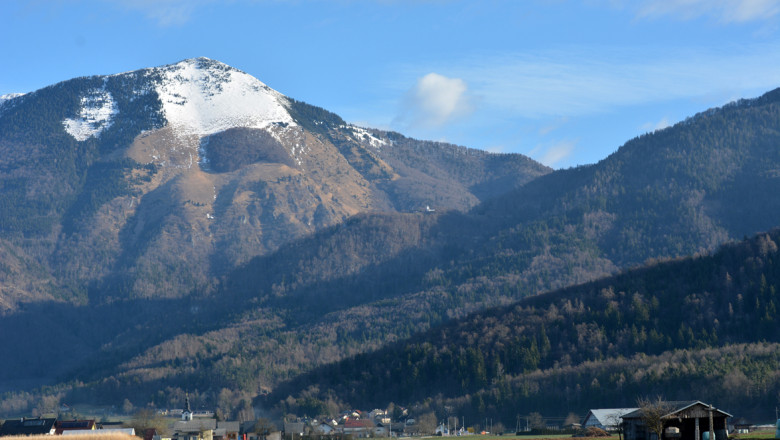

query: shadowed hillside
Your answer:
[2,65,780,419]
[270,230,780,421]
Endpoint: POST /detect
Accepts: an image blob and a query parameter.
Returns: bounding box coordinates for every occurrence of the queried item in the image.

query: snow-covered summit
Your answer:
[58,57,297,142]
[151,57,295,137]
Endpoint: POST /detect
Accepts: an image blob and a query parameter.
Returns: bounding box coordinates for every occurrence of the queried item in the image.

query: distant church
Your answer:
[182,395,194,421]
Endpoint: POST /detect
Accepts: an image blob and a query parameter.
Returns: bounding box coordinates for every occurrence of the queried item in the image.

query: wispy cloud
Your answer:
[420,44,780,120]
[637,0,780,23]
[111,0,218,26]
[530,139,578,167]
[538,117,570,136]
[640,116,671,133]
[395,72,473,129]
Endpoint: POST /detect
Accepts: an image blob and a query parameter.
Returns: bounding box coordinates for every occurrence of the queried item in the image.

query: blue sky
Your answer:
[2,0,780,169]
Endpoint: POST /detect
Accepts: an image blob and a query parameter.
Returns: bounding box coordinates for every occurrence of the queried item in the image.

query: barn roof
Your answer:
[584,409,639,426]
[622,401,732,420]
[0,418,57,436]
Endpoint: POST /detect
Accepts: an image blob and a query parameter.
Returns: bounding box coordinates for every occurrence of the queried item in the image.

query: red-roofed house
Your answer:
[342,419,375,438]
[55,420,96,435]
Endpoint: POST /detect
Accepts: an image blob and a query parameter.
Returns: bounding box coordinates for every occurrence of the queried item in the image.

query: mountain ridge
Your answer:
[0,57,549,309]
[2,61,780,421]
[268,228,780,420]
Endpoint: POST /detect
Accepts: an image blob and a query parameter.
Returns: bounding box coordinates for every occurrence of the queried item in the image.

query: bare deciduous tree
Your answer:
[564,413,581,427]
[125,408,170,437]
[604,412,626,440]
[637,396,673,440]
[417,411,438,435]
[528,412,545,430]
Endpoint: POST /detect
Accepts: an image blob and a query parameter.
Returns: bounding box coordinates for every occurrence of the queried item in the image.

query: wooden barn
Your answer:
[622,401,731,440]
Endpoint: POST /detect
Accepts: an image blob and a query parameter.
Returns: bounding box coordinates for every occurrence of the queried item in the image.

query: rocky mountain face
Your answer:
[0,57,550,308]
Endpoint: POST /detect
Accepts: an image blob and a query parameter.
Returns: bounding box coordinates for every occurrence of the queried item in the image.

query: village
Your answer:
[1,400,778,440]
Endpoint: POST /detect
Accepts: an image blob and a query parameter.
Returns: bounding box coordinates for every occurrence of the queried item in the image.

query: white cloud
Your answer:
[395,72,472,129]
[641,116,671,132]
[530,139,578,168]
[637,0,780,23]
[425,44,780,120]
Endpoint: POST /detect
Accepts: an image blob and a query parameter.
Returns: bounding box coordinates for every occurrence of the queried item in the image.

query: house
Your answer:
[55,419,96,435]
[622,401,731,440]
[435,424,449,436]
[313,423,336,435]
[282,420,304,436]
[403,419,420,436]
[214,421,240,440]
[173,419,240,440]
[144,428,161,440]
[98,422,126,430]
[239,421,280,440]
[62,429,135,436]
[583,409,638,431]
[0,418,57,436]
[173,419,217,440]
[373,423,390,437]
[342,419,375,438]
[240,421,265,440]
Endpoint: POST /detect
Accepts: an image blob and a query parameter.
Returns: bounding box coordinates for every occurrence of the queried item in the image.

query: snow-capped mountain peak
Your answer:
[60,57,296,142]
[152,57,295,137]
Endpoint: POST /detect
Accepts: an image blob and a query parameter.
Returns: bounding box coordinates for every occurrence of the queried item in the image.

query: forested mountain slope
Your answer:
[0,58,546,402]
[478,90,780,267]
[271,230,780,421]
[0,57,549,309]
[3,67,780,419]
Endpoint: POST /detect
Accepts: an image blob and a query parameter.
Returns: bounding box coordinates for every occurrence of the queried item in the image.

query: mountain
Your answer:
[270,229,780,421]
[90,85,780,416]
[0,57,550,308]
[3,61,780,419]
[477,91,780,266]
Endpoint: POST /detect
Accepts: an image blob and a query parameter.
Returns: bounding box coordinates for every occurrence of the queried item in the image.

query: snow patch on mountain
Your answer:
[285,126,308,167]
[0,93,25,103]
[0,93,25,116]
[347,125,390,150]
[63,85,118,141]
[154,58,295,137]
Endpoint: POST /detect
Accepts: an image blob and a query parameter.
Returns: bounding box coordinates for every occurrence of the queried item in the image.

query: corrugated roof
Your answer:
[621,401,733,420]
[585,409,639,427]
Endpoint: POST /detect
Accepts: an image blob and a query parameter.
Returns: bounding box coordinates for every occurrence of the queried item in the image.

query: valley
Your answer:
[0,58,779,425]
